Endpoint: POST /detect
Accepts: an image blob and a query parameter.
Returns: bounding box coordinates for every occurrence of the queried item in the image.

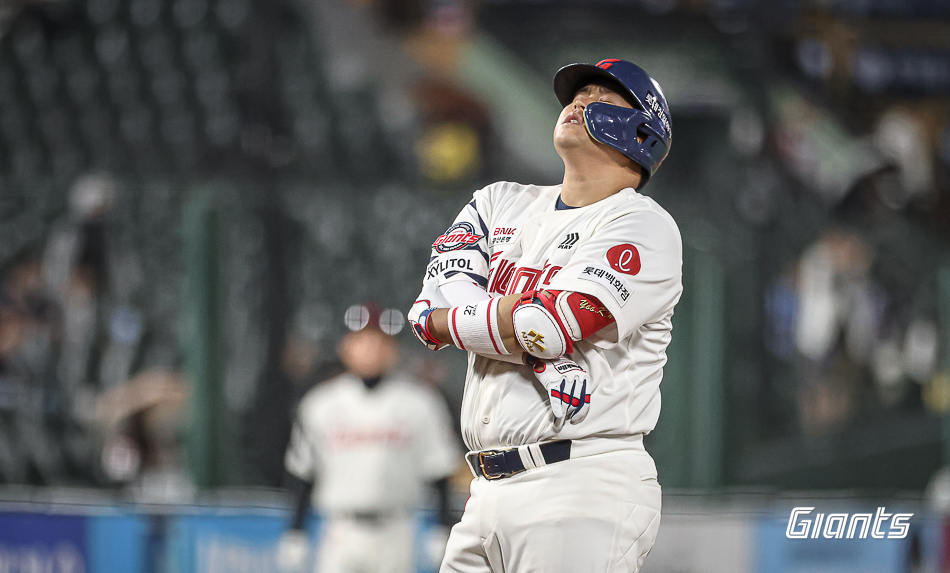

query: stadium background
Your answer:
[0,0,948,570]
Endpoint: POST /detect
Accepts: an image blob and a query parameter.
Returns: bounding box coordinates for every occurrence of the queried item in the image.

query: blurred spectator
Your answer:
[42,173,117,396]
[793,226,881,432]
[0,257,66,483]
[767,167,944,435]
[96,368,194,503]
[278,303,461,573]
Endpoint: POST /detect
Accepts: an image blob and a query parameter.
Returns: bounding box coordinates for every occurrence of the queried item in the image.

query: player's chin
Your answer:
[554,130,600,157]
[553,126,586,149]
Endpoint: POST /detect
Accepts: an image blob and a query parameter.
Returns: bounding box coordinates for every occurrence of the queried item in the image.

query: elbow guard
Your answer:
[511,290,574,359]
[511,290,616,359]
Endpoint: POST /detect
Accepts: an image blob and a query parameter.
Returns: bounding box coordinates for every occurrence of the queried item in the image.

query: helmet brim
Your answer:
[553,63,640,109]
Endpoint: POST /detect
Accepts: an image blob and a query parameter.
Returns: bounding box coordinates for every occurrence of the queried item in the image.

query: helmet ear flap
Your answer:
[584,102,662,182]
[636,126,653,147]
[638,127,668,158]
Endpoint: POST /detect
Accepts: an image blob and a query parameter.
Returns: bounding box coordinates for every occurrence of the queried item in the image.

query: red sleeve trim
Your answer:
[450,307,465,350]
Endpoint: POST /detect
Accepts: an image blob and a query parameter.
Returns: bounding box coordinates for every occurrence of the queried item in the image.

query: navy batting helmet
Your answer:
[553,58,672,187]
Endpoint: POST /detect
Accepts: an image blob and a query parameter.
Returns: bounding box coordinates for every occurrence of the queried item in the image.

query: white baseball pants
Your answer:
[316,515,416,573]
[440,449,662,573]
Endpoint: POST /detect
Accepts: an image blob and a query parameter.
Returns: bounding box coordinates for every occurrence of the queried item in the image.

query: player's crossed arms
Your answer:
[409,281,614,427]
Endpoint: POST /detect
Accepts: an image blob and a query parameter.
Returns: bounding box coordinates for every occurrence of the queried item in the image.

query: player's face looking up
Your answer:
[337,328,399,379]
[553,82,640,173]
[555,82,634,137]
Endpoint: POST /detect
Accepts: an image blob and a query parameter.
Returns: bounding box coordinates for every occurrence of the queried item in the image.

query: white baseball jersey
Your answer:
[284,372,461,514]
[426,181,683,452]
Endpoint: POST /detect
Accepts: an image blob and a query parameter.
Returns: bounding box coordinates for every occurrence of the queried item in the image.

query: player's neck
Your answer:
[560,163,641,207]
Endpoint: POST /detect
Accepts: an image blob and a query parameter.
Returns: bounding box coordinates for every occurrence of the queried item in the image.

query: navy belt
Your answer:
[338,511,396,524]
[466,440,572,480]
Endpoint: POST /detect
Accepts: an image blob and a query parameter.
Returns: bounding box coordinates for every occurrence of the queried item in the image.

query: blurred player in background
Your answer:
[279,303,462,573]
[408,59,680,573]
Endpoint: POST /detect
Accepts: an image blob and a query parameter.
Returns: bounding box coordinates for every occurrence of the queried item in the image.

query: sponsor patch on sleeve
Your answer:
[426,255,479,279]
[578,265,631,307]
[606,244,641,276]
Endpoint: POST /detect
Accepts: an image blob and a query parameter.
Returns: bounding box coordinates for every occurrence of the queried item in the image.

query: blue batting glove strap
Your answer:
[409,302,444,351]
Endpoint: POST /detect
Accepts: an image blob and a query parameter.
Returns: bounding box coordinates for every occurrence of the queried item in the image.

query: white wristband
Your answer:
[447,298,510,355]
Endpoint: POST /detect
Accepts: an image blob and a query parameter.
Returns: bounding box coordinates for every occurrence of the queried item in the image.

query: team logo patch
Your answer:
[606,244,641,276]
[433,222,483,253]
[595,59,620,70]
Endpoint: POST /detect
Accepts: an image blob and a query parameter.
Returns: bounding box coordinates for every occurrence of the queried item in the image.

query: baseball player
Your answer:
[407,59,681,573]
[279,304,462,573]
